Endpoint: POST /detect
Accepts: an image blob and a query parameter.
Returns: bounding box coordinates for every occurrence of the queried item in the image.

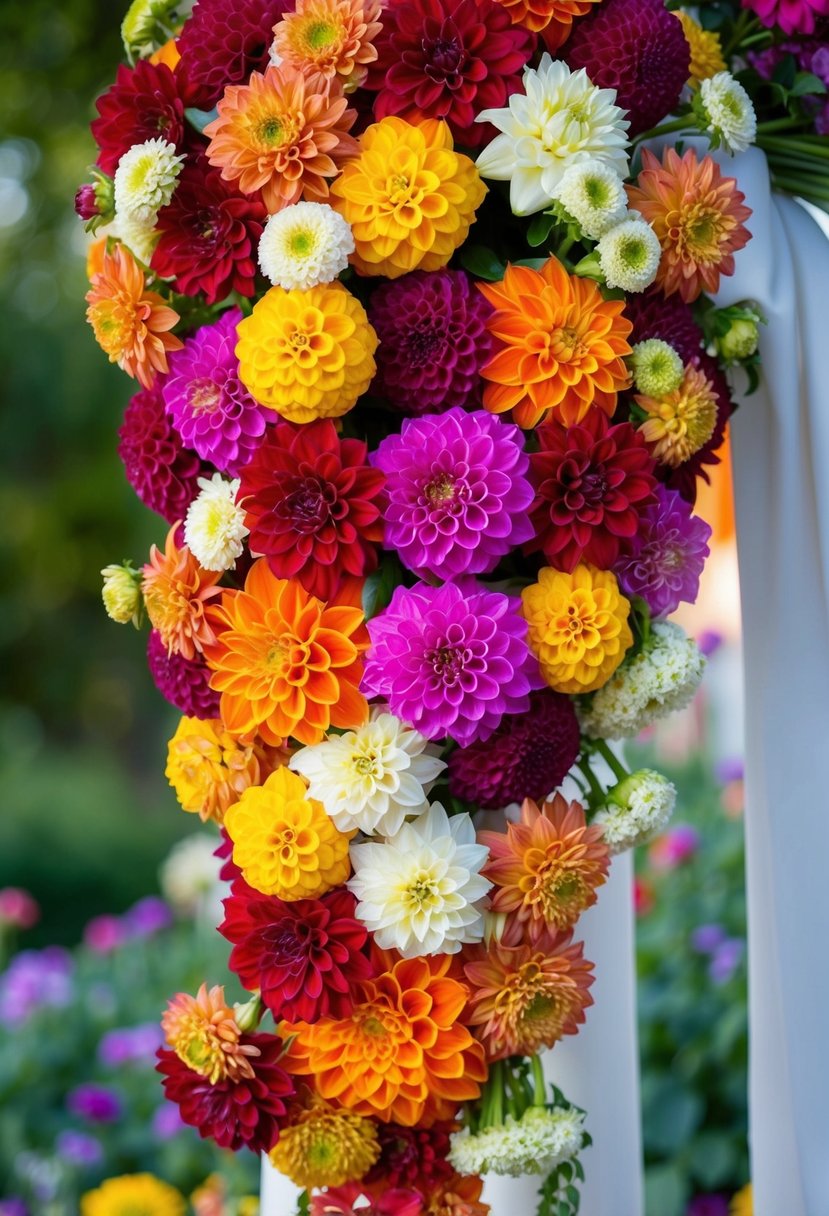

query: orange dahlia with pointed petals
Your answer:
[494,0,601,50]
[142,526,223,661]
[478,258,632,429]
[283,953,487,1126]
[162,983,260,1084]
[273,0,383,88]
[85,244,182,388]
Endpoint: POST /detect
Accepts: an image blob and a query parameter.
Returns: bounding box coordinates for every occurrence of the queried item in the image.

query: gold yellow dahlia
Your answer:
[81,1173,185,1216]
[268,1095,380,1189]
[676,12,727,88]
[636,363,719,468]
[165,716,286,823]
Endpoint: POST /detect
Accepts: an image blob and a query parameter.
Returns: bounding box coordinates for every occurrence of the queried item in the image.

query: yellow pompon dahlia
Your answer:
[330,116,487,279]
[636,363,719,468]
[676,12,726,88]
[81,1173,186,1216]
[235,281,377,422]
[522,564,632,694]
[730,1184,753,1216]
[165,716,287,823]
[268,1093,380,1189]
[162,983,260,1084]
[141,526,223,661]
[224,766,353,898]
[272,0,383,89]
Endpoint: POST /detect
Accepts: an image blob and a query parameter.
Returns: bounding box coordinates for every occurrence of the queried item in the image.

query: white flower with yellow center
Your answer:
[476,55,629,217]
[347,803,491,957]
[699,72,757,153]
[113,137,185,227]
[184,474,249,572]
[597,216,661,292]
[554,161,628,239]
[258,201,355,290]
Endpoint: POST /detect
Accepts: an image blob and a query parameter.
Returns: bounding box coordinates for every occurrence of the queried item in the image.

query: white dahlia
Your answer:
[113,137,185,227]
[184,475,249,572]
[594,769,677,854]
[597,216,661,292]
[698,72,757,154]
[258,201,355,290]
[554,161,628,239]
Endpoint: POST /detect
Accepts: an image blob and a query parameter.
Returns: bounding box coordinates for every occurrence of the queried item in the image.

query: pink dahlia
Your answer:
[565,0,690,137]
[177,0,291,109]
[369,269,494,415]
[146,629,221,718]
[91,60,188,175]
[362,580,544,746]
[613,484,712,617]
[743,0,829,34]
[162,310,269,476]
[373,408,533,580]
[117,382,207,524]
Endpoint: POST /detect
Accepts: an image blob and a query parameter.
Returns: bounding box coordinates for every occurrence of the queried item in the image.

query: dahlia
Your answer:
[162,309,269,476]
[238,418,384,600]
[258,202,354,290]
[101,563,142,627]
[272,0,383,88]
[364,1123,456,1195]
[594,768,677,853]
[368,269,494,415]
[235,282,378,423]
[628,148,752,304]
[269,1094,380,1189]
[311,1186,423,1216]
[184,475,248,573]
[448,690,580,810]
[91,59,187,175]
[527,411,657,573]
[521,564,633,694]
[597,217,662,293]
[147,629,221,719]
[142,526,222,660]
[204,66,358,215]
[423,1176,490,1216]
[165,715,283,822]
[362,580,543,747]
[565,0,690,138]
[475,56,629,216]
[113,137,184,228]
[86,245,182,389]
[81,1174,185,1216]
[113,209,160,266]
[631,339,684,397]
[614,484,712,618]
[204,560,369,746]
[373,408,534,581]
[495,0,600,50]
[743,0,829,33]
[553,161,628,241]
[464,929,594,1058]
[177,0,291,109]
[330,116,486,279]
[637,363,719,468]
[289,708,445,837]
[224,767,353,898]
[221,886,373,1021]
[162,983,259,1085]
[676,12,727,87]
[698,72,758,153]
[283,953,487,1125]
[368,0,534,148]
[449,1106,584,1178]
[478,257,632,429]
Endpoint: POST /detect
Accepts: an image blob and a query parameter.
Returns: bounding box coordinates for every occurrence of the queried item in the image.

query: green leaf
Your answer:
[644,1163,689,1216]
[459,244,506,281]
[688,1132,738,1189]
[790,71,827,96]
[527,211,557,248]
[641,1076,704,1154]
[361,557,401,620]
[184,105,219,133]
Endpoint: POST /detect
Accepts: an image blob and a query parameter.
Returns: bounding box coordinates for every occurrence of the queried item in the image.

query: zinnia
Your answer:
[272,0,383,87]
[142,526,223,661]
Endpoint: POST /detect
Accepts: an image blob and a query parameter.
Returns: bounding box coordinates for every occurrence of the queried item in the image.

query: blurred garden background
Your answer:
[0,2,750,1213]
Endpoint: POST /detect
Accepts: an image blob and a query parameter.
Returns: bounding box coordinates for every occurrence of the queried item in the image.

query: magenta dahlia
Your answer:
[117,382,207,523]
[147,629,221,718]
[373,408,534,580]
[177,0,291,109]
[743,0,829,34]
[369,269,494,415]
[91,60,188,175]
[614,484,712,617]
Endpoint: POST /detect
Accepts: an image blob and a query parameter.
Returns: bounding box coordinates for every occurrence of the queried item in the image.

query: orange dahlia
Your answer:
[479,794,610,941]
[162,983,260,1084]
[165,716,287,823]
[272,0,383,88]
[425,1176,489,1216]
[636,362,719,467]
[204,559,368,747]
[627,147,752,303]
[85,244,182,388]
[478,258,632,429]
[494,0,601,51]
[142,526,222,661]
[204,65,358,214]
[283,953,487,1126]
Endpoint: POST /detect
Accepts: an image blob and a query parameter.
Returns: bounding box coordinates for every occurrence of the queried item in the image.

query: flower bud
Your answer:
[717,316,760,363]
[594,768,676,854]
[101,562,143,627]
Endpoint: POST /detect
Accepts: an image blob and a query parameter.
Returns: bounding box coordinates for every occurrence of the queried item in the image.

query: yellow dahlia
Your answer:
[636,363,719,468]
[269,1094,380,1189]
[731,1184,753,1216]
[272,0,383,89]
[141,525,223,660]
[522,564,632,694]
[81,1174,185,1216]
[330,116,486,279]
[224,766,352,898]
[165,716,287,823]
[162,983,260,1084]
[676,12,726,88]
[235,281,377,422]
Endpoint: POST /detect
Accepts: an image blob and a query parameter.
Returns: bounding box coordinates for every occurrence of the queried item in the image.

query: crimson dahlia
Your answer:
[117,382,208,524]
[91,60,187,175]
[177,0,291,109]
[146,629,220,718]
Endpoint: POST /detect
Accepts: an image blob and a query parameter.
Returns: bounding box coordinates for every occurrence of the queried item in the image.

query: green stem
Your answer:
[771,175,829,200]
[531,1054,547,1107]
[633,115,694,144]
[758,116,808,133]
[577,758,605,805]
[491,1060,504,1127]
[557,234,576,260]
[594,739,630,783]
[759,135,829,160]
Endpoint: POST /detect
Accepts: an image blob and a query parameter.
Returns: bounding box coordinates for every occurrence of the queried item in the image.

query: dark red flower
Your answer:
[221,886,374,1023]
[146,629,221,717]
[178,0,291,109]
[117,382,209,523]
[364,1122,456,1196]
[215,829,244,886]
[91,60,188,175]
[238,419,385,602]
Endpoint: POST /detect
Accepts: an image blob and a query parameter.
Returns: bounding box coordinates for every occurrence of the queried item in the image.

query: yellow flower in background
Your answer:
[81,1173,185,1216]
[730,1185,753,1216]
[636,363,719,468]
[268,1095,380,1189]
[165,716,286,823]
[676,11,727,87]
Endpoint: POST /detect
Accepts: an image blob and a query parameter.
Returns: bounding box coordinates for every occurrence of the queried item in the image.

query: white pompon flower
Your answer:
[594,769,677,854]
[289,708,445,836]
[258,202,355,290]
[553,161,628,239]
[698,72,757,153]
[347,803,491,958]
[113,137,185,226]
[184,475,249,572]
[476,55,629,217]
[597,216,661,292]
[449,1107,585,1177]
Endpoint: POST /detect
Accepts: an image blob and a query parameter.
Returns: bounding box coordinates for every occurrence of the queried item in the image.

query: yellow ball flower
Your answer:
[269,1097,380,1189]
[676,12,727,88]
[235,281,378,423]
[522,564,633,694]
[224,766,352,898]
[165,717,285,824]
[81,1173,185,1216]
[636,363,718,468]
[330,115,486,279]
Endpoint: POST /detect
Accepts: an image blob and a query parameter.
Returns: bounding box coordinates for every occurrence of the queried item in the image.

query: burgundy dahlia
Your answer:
[614,484,712,617]
[368,0,535,147]
[565,0,690,137]
[527,410,658,572]
[364,1123,456,1193]
[177,0,291,109]
[238,419,385,602]
[220,887,374,1023]
[448,689,580,809]
[146,629,221,718]
[117,382,208,523]
[369,269,494,415]
[91,60,187,175]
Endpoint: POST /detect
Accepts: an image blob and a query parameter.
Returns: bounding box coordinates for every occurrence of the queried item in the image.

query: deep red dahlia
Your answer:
[216,829,244,887]
[565,0,690,137]
[527,410,657,572]
[146,629,221,718]
[367,0,535,147]
[117,383,208,524]
[152,160,266,305]
[177,0,291,109]
[364,1122,456,1196]
[156,1033,293,1153]
[221,886,374,1023]
[91,60,188,175]
[238,419,385,602]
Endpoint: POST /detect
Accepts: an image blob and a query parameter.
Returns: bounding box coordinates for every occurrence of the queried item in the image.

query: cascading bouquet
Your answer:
[77,0,819,1209]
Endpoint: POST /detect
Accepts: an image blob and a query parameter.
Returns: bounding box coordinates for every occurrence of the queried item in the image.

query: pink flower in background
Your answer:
[634,877,655,917]
[742,0,829,34]
[0,888,40,930]
[649,824,700,870]
[83,915,127,954]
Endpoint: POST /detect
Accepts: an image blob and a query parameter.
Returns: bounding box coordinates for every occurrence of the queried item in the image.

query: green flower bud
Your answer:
[631,339,684,396]
[717,316,760,363]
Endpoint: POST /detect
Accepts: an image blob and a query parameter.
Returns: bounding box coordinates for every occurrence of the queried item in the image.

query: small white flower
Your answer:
[290,708,445,836]
[258,202,355,290]
[554,161,628,239]
[113,211,160,266]
[347,803,491,958]
[160,833,222,917]
[597,216,661,292]
[631,339,684,396]
[449,1107,585,1177]
[594,769,677,853]
[699,72,757,153]
[184,475,249,572]
[114,137,185,227]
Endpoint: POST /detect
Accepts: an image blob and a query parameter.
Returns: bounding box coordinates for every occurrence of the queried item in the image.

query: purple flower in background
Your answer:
[614,484,711,618]
[56,1130,103,1167]
[124,896,173,939]
[83,915,127,954]
[650,823,700,870]
[696,629,724,657]
[67,1083,122,1124]
[98,1023,164,1067]
[691,923,727,955]
[716,756,745,785]
[152,1101,185,1141]
[709,938,745,985]
[0,947,73,1026]
[0,1200,29,1216]
[686,1196,730,1216]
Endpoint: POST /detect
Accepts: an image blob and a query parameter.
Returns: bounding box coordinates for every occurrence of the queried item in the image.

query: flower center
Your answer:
[353,752,378,776]
[188,377,223,415]
[288,229,317,258]
[303,18,339,50]
[426,643,466,684]
[283,477,334,531]
[256,115,287,147]
[424,24,465,82]
[551,325,587,362]
[425,473,457,504]
[404,323,444,367]
[403,869,441,911]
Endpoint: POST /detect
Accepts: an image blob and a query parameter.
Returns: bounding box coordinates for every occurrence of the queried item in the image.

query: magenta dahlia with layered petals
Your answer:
[118,383,208,524]
[362,581,544,746]
[373,408,534,580]
[91,60,188,175]
[369,270,494,415]
[743,0,829,34]
[613,484,712,617]
[147,629,221,718]
[177,0,291,109]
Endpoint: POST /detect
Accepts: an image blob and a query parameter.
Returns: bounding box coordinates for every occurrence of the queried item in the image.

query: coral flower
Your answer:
[142,526,223,661]
[637,363,719,468]
[165,716,285,823]
[479,793,610,939]
[204,65,358,214]
[269,1093,380,1189]
[478,258,632,429]
[204,559,369,747]
[628,148,752,303]
[162,983,260,1085]
[273,0,383,88]
[283,953,487,1126]
[86,245,182,389]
